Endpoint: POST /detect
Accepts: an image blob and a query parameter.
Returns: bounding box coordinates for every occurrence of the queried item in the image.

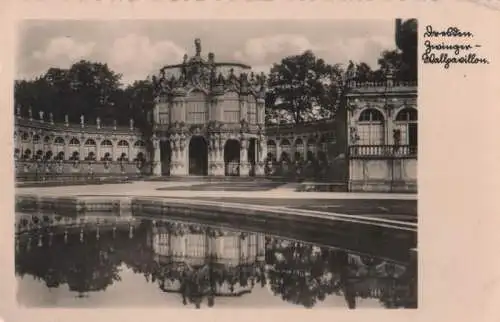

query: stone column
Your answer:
[79,138,85,160]
[239,136,249,176]
[152,136,162,176]
[216,135,225,176]
[255,137,267,176]
[96,140,101,161]
[240,99,248,122]
[257,99,265,125]
[208,135,216,176]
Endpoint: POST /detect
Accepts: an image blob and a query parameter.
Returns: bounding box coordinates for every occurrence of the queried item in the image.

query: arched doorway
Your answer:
[160,140,171,176]
[189,136,208,176]
[224,139,240,176]
[247,138,257,176]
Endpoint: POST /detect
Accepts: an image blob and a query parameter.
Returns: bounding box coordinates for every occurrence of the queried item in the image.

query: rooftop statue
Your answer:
[194,38,202,56]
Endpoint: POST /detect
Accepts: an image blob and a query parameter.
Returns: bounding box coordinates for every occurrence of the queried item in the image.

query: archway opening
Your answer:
[189,136,208,176]
[160,140,171,176]
[224,139,240,176]
[248,138,257,176]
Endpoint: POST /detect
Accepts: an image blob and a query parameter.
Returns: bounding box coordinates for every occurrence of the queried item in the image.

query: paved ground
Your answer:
[17,181,416,200]
[17,181,417,223]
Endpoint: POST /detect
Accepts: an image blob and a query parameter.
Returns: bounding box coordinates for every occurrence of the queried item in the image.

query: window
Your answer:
[186,92,207,124]
[118,140,129,147]
[222,92,240,123]
[294,138,304,159]
[247,95,257,124]
[69,138,80,146]
[134,140,145,147]
[32,135,41,144]
[84,138,97,146]
[357,108,385,145]
[54,137,65,145]
[395,108,418,147]
[280,139,291,158]
[44,136,51,143]
[267,140,277,158]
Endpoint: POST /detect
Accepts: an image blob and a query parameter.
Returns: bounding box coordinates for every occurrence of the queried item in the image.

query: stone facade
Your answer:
[14,112,148,179]
[151,39,267,177]
[346,76,418,192]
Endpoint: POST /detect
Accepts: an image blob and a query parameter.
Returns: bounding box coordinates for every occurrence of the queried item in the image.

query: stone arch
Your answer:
[224,139,240,176]
[189,135,208,176]
[354,106,387,122]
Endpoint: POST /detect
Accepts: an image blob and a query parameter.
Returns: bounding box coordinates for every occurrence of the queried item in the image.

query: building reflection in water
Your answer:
[15,213,417,308]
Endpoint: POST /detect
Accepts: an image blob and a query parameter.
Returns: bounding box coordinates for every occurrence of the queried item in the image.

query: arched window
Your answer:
[267,140,277,158]
[396,108,418,122]
[134,140,145,147]
[100,139,113,161]
[55,151,65,161]
[21,132,29,142]
[44,136,51,143]
[118,140,129,147]
[357,108,385,145]
[280,139,291,157]
[32,135,41,144]
[117,140,129,161]
[395,107,418,147]
[83,138,97,159]
[101,139,112,146]
[69,138,80,146]
[84,138,97,146]
[53,137,65,155]
[307,137,317,156]
[294,138,304,161]
[54,137,65,145]
[23,149,32,160]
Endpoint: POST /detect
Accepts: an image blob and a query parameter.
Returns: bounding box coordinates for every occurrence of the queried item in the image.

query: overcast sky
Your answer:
[17,19,397,85]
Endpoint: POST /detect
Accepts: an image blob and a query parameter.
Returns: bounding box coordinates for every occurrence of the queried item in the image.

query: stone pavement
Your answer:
[16,180,417,200]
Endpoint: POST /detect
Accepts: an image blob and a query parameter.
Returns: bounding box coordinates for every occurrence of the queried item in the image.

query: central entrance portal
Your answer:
[224,139,240,176]
[189,136,208,176]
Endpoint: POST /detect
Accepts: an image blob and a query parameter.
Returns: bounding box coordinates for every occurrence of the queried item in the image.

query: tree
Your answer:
[14,60,125,125]
[267,51,338,124]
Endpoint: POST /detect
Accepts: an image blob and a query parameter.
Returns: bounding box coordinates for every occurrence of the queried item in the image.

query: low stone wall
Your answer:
[130,198,417,262]
[14,194,417,262]
[349,158,417,193]
[15,195,132,216]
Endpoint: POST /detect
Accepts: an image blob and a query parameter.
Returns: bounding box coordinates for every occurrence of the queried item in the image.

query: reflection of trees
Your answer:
[266,239,416,308]
[266,240,342,308]
[16,228,124,297]
[15,218,416,308]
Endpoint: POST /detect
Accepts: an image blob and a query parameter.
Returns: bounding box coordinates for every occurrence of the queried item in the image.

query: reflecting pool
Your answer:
[15,212,417,308]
